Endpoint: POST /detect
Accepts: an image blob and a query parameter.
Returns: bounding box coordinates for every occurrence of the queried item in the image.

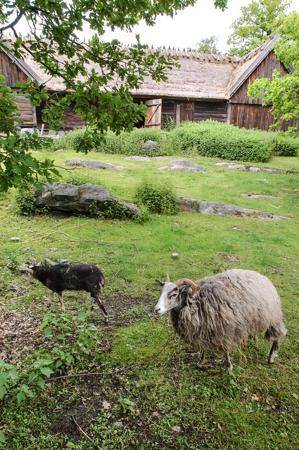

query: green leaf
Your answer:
[0,385,7,400]
[20,384,35,398]
[0,431,6,443]
[40,367,54,378]
[43,327,53,337]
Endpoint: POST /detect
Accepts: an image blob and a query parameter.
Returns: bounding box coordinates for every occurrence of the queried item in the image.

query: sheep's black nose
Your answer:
[154,306,160,314]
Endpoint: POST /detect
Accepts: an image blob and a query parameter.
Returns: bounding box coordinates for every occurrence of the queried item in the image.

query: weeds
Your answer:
[135,182,178,215]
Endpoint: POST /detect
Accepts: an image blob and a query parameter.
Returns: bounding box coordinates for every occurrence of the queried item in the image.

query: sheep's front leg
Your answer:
[93,293,107,316]
[268,340,279,364]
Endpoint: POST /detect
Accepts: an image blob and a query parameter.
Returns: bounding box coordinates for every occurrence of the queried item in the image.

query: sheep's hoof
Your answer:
[224,354,233,371]
[196,352,206,369]
[268,351,278,364]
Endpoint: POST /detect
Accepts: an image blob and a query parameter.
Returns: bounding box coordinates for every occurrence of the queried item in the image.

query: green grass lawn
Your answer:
[0,150,298,449]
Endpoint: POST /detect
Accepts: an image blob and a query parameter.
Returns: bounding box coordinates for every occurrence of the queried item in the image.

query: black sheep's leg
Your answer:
[92,292,107,316]
[57,292,65,312]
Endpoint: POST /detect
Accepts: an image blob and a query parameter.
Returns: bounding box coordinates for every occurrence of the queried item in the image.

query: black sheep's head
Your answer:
[21,258,56,275]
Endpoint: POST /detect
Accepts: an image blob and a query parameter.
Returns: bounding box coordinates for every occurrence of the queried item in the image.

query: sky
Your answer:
[102,0,299,52]
[15,0,299,52]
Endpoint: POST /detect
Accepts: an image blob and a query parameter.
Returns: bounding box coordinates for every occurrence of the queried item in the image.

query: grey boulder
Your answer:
[178,197,289,221]
[64,159,126,171]
[35,183,139,218]
[159,160,207,173]
[142,140,158,153]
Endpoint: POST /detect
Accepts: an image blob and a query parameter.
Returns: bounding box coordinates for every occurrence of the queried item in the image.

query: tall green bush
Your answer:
[170,121,273,162]
[272,137,299,156]
[50,120,298,162]
[51,127,176,156]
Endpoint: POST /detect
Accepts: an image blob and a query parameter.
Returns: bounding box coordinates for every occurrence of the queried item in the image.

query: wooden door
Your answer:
[145,99,162,128]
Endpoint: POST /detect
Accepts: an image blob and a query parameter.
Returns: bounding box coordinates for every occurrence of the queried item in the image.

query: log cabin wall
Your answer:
[63,108,85,129]
[193,101,227,123]
[0,50,36,126]
[229,50,288,130]
[15,95,37,126]
[161,99,228,127]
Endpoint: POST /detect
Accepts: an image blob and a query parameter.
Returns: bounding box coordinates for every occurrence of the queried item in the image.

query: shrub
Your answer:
[170,120,273,162]
[15,184,44,215]
[272,137,299,156]
[135,182,178,215]
[50,127,176,156]
[49,127,88,151]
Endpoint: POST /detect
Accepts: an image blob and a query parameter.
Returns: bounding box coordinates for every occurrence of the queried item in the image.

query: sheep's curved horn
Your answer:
[175,278,197,296]
[165,274,170,282]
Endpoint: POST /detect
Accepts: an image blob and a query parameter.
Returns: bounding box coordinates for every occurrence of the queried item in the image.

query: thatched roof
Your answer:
[133,49,239,100]
[1,36,279,101]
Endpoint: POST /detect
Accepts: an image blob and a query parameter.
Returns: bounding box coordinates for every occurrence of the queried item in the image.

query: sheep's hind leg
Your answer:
[58,292,65,312]
[268,341,279,364]
[224,353,233,371]
[197,351,206,368]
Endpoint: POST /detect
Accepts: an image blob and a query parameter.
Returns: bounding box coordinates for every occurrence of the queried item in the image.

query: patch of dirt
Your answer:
[0,310,43,365]
[51,374,104,437]
[217,253,240,263]
[98,291,155,329]
[51,369,130,438]
[0,292,155,366]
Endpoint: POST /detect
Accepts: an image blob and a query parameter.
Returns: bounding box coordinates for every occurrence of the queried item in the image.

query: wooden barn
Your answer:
[0,36,296,131]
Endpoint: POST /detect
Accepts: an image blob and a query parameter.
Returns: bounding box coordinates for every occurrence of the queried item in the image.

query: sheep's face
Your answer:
[20,262,38,276]
[155,282,183,315]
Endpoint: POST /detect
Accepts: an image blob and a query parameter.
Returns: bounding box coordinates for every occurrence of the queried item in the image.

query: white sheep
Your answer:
[154,269,287,370]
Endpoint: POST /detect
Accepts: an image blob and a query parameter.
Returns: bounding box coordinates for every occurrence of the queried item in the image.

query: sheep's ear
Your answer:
[155,279,164,287]
[179,284,193,304]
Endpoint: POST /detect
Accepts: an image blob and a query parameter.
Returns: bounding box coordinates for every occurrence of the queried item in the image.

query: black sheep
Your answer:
[26,262,106,314]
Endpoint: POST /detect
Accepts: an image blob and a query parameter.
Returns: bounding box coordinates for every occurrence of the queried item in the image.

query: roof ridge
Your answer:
[1,34,240,65]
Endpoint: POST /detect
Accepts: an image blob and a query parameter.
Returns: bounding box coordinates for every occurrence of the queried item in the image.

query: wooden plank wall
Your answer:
[230,51,287,105]
[0,51,37,125]
[0,51,28,86]
[228,50,297,130]
[229,104,274,130]
[230,103,299,131]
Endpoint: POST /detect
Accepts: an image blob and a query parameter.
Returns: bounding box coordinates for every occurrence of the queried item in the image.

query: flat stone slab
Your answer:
[241,193,279,199]
[178,197,289,221]
[216,162,298,175]
[159,160,207,173]
[65,159,126,171]
[125,156,171,161]
[34,183,139,218]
